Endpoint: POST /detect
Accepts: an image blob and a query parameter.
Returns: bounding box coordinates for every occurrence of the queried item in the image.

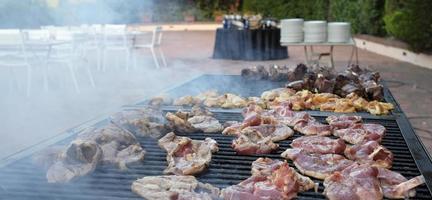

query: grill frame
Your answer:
[0,74,430,200]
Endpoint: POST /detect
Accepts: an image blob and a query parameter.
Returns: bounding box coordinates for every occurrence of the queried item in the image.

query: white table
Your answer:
[281,38,358,69]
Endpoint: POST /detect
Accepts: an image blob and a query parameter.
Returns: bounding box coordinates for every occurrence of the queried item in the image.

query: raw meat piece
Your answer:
[294,120,333,136]
[323,163,383,200]
[291,136,346,154]
[281,148,354,180]
[377,168,425,199]
[158,132,218,175]
[333,123,385,144]
[326,115,362,129]
[251,158,316,192]
[223,159,315,200]
[131,175,220,200]
[247,124,294,142]
[345,140,393,168]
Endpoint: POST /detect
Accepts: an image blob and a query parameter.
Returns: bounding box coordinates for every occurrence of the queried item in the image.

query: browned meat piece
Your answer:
[131,175,220,200]
[173,95,200,106]
[333,123,386,144]
[187,115,223,133]
[287,63,308,81]
[222,121,242,136]
[232,127,278,155]
[268,64,289,81]
[79,123,146,170]
[377,168,425,199]
[302,72,317,90]
[363,80,384,101]
[223,160,313,200]
[323,163,383,200]
[345,140,393,169]
[45,140,102,183]
[294,120,333,136]
[147,95,172,107]
[241,65,269,80]
[158,132,218,175]
[281,148,354,180]
[366,100,394,115]
[190,105,214,116]
[111,108,170,138]
[314,74,335,93]
[165,112,198,133]
[291,136,346,154]
[251,158,316,192]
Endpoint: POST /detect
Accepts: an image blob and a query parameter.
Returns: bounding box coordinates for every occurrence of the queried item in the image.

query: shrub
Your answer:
[383,0,432,52]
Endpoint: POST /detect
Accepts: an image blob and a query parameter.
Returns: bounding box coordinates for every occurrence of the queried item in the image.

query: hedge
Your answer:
[242,0,431,52]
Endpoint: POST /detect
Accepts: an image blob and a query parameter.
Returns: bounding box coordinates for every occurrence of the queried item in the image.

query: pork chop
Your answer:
[291,136,346,154]
[158,132,218,175]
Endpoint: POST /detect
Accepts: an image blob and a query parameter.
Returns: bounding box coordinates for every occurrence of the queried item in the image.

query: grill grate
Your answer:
[0,112,430,199]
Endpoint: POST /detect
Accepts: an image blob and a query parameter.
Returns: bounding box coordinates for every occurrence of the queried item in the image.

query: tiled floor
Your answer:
[0,30,431,161]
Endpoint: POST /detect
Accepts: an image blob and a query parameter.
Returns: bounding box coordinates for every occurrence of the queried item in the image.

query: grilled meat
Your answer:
[323,163,383,200]
[78,123,146,170]
[251,158,316,192]
[377,168,425,199]
[166,112,198,133]
[132,175,220,200]
[247,124,294,142]
[281,148,354,180]
[345,140,393,169]
[291,136,346,154]
[111,107,170,138]
[232,127,278,155]
[158,132,218,175]
[287,63,308,82]
[326,115,362,130]
[45,140,102,183]
[188,115,223,133]
[223,159,314,200]
[293,120,333,136]
[333,123,386,144]
[173,95,200,106]
[268,65,289,81]
[241,65,269,80]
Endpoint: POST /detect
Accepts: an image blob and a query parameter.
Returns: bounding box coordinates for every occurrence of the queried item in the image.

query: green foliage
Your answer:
[383,0,432,52]
[329,0,385,35]
[242,0,328,20]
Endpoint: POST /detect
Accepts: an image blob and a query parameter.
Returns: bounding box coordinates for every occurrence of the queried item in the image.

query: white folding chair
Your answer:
[101,24,131,72]
[0,29,34,96]
[132,26,167,69]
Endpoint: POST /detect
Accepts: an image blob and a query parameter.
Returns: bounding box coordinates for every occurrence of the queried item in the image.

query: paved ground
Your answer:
[0,30,431,161]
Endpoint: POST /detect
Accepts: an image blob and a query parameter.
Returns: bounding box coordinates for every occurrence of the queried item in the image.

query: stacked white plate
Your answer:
[328,22,351,43]
[304,20,327,43]
[280,18,304,43]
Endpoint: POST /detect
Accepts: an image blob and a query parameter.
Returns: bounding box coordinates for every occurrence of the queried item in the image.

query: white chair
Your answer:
[0,29,34,96]
[132,26,167,69]
[38,28,95,93]
[80,24,104,71]
[101,24,131,72]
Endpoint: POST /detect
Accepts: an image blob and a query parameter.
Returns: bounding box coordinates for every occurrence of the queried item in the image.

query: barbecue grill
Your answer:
[0,75,430,199]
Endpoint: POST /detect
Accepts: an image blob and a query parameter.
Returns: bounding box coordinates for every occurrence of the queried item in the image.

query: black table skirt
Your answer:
[212,28,288,61]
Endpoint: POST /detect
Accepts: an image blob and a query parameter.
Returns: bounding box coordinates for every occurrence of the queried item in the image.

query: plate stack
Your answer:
[328,22,351,43]
[280,18,303,43]
[304,20,327,43]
